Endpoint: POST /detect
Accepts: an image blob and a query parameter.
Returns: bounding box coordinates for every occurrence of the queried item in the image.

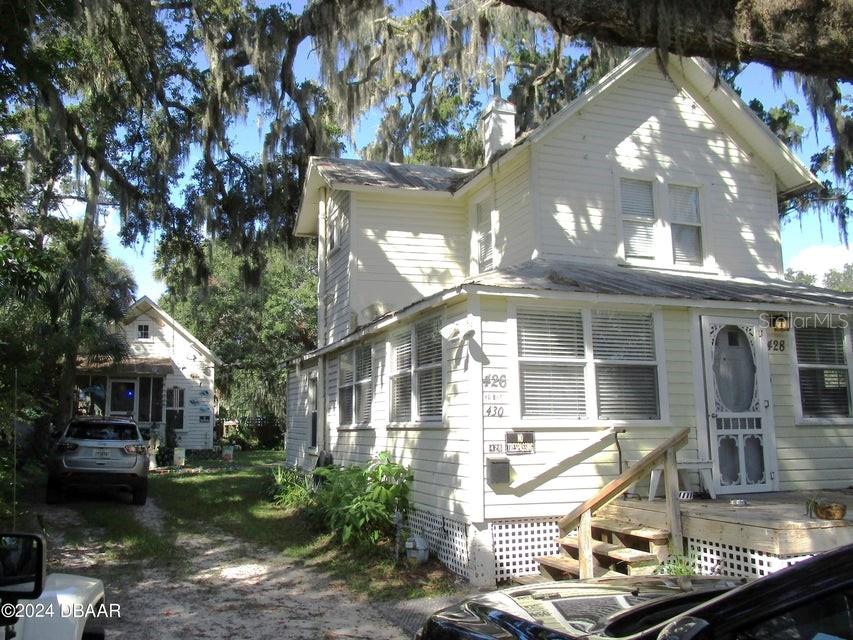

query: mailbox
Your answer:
[487,457,511,485]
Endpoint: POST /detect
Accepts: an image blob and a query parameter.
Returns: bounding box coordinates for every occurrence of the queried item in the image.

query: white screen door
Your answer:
[701,317,777,494]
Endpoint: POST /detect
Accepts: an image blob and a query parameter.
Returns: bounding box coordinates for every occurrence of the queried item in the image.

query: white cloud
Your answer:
[785,244,853,285]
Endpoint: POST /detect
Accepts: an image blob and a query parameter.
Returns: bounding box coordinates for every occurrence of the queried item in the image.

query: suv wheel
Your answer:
[132,482,148,506]
[45,476,63,504]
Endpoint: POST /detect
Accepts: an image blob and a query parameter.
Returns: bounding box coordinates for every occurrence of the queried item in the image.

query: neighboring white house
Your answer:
[285,50,853,584]
[75,296,220,450]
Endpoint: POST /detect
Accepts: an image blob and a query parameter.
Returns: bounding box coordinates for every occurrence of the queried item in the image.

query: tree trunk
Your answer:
[497,0,853,82]
[57,166,101,423]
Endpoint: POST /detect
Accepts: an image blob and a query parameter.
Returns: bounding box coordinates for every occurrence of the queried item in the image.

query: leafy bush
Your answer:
[155,421,177,467]
[655,553,697,576]
[269,452,412,546]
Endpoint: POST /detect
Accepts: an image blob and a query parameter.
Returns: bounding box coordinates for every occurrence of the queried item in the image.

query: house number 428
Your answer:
[768,339,786,352]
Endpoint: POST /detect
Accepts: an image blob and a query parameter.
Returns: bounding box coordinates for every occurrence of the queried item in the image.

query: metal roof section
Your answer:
[77,356,176,376]
[315,157,473,192]
[471,259,853,308]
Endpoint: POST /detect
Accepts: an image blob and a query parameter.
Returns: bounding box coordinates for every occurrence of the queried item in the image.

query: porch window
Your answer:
[138,376,164,423]
[137,324,150,339]
[338,344,372,426]
[518,310,586,417]
[516,308,661,420]
[476,200,494,272]
[592,311,659,419]
[74,375,106,416]
[795,327,851,418]
[166,386,185,430]
[391,316,443,423]
[620,178,656,259]
[669,185,702,266]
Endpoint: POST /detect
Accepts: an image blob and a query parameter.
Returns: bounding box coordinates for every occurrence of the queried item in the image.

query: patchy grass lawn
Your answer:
[151,449,459,600]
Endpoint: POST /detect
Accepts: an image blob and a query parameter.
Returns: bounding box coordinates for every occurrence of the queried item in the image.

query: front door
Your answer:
[108,379,137,418]
[701,317,777,494]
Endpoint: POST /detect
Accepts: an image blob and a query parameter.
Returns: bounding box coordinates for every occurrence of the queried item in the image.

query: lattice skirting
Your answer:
[490,517,561,580]
[407,508,470,578]
[687,537,812,578]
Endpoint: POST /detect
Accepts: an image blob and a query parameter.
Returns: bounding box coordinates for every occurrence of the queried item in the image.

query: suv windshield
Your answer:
[65,422,139,441]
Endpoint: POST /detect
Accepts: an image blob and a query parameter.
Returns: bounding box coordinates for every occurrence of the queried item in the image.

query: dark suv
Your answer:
[47,416,149,505]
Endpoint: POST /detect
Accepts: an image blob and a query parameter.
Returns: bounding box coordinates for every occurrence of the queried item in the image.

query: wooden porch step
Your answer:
[535,555,621,580]
[559,534,659,565]
[591,517,670,544]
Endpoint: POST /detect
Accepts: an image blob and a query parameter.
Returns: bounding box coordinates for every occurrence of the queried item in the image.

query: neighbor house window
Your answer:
[620,178,656,259]
[669,185,702,266]
[166,386,185,430]
[137,324,150,339]
[517,308,661,420]
[339,344,372,426]
[476,200,494,272]
[391,316,443,423]
[795,326,851,418]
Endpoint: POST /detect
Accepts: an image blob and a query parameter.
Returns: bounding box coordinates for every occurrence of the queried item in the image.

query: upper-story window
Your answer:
[794,326,852,419]
[137,324,150,339]
[619,177,704,267]
[391,316,443,423]
[669,185,702,266]
[517,308,661,420]
[476,200,494,272]
[339,344,373,427]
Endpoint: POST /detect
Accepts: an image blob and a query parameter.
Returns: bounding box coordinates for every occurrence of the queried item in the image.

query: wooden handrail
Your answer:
[557,428,689,532]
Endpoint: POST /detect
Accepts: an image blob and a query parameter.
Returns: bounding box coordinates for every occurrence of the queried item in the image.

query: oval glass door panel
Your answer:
[712,326,756,412]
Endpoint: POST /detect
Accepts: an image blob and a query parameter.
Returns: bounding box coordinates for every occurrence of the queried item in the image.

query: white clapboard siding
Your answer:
[123,311,215,449]
[534,54,782,277]
[350,193,467,319]
[285,366,315,470]
[324,190,352,344]
[319,301,473,519]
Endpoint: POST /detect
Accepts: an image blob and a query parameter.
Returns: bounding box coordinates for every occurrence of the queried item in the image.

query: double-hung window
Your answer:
[137,324,150,339]
[391,316,443,423]
[517,308,661,420]
[592,311,660,419]
[795,326,852,418]
[517,310,587,417]
[620,178,656,259]
[669,185,702,266]
[476,200,494,272]
[339,345,372,426]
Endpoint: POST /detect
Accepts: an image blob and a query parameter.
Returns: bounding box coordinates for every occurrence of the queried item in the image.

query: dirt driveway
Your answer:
[37,496,407,640]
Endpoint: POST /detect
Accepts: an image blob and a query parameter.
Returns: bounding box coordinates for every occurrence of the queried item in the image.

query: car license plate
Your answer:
[93,448,111,459]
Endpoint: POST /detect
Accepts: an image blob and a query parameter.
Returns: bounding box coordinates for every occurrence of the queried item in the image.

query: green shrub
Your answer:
[655,553,697,576]
[155,421,177,467]
[270,452,412,547]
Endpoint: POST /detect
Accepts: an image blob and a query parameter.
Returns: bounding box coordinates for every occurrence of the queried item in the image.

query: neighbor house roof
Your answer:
[123,296,222,365]
[77,356,176,376]
[290,260,852,365]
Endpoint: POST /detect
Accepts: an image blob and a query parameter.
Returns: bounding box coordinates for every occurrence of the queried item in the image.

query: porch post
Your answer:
[664,448,684,555]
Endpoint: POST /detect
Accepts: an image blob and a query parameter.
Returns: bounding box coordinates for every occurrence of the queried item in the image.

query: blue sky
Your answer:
[87,36,851,300]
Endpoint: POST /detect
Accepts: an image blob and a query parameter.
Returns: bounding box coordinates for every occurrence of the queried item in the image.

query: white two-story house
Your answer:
[286,50,853,585]
[75,296,219,450]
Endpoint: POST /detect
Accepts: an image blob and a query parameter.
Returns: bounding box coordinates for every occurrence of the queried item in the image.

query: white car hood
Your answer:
[14,573,105,640]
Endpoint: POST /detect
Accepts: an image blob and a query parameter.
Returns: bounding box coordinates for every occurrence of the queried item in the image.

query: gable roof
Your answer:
[295,49,819,236]
[123,296,222,365]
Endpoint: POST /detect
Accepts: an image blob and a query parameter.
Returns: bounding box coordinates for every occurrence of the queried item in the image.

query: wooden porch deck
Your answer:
[601,489,853,556]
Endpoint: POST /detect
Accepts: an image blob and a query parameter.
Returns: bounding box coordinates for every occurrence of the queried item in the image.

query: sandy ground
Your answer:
[36,495,407,640]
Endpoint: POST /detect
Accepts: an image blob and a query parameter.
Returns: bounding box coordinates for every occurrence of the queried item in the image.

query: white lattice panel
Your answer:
[490,518,561,580]
[688,537,812,578]
[408,509,470,578]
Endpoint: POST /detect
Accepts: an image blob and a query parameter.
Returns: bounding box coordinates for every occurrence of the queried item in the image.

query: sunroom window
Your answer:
[391,316,443,423]
[795,327,851,418]
[620,178,656,259]
[517,308,661,420]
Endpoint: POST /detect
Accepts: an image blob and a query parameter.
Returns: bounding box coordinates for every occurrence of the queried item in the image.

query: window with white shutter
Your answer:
[476,200,494,272]
[592,311,659,419]
[795,327,851,418]
[517,310,587,417]
[338,350,354,425]
[669,185,702,266]
[390,316,444,423]
[516,307,663,421]
[338,345,373,426]
[620,178,656,259]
